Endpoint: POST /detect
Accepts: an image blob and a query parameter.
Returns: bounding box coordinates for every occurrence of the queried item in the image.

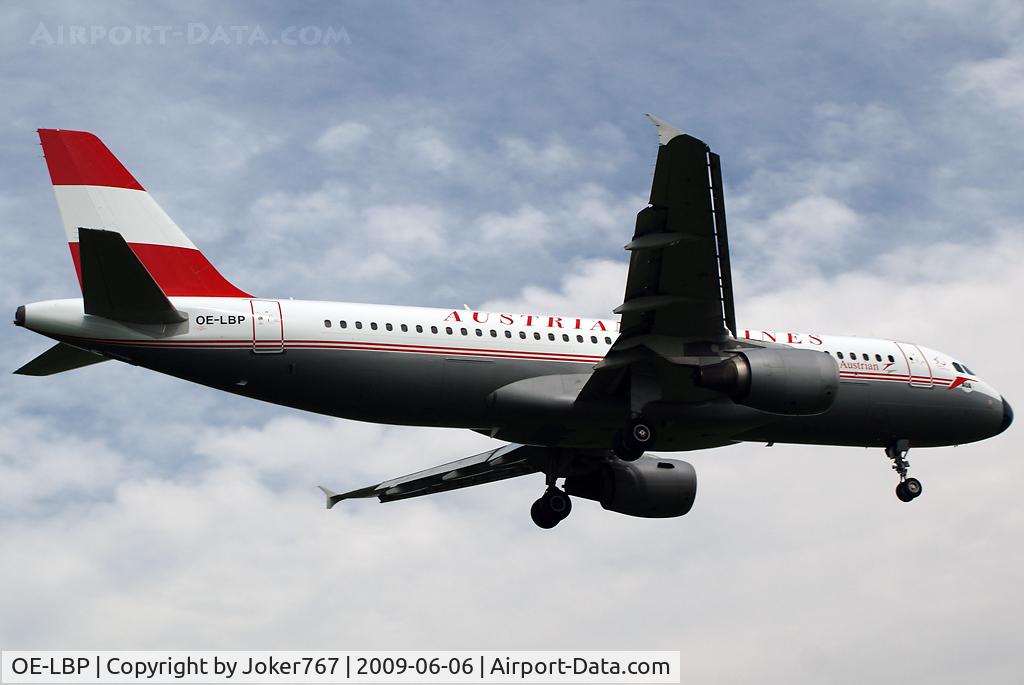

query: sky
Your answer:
[1,1,1022,682]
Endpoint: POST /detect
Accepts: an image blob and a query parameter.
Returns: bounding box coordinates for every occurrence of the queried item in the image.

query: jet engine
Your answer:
[564,456,697,518]
[698,347,839,415]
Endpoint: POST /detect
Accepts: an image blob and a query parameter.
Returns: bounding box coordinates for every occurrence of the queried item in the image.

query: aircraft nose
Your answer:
[999,397,1013,435]
[14,305,25,327]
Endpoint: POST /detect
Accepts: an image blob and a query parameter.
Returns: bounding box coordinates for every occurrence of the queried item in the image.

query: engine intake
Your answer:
[565,456,697,518]
[699,347,838,415]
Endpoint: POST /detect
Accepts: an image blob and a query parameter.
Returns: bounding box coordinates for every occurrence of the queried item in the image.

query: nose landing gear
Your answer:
[886,439,923,502]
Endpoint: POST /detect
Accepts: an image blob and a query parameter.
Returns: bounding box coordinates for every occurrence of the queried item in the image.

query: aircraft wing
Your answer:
[318,444,550,507]
[618,114,736,343]
[579,115,739,402]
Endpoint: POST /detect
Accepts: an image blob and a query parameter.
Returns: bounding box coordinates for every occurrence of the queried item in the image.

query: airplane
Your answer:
[14,115,1013,529]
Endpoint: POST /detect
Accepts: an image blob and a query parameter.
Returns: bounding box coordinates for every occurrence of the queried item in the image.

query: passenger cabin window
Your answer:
[519,331,527,339]
[430,326,438,334]
[445,327,453,335]
[862,353,869,361]
[837,352,844,359]
[400,324,408,332]
[888,355,895,363]
[875,354,882,362]
[355,321,363,330]
[416,325,423,333]
[385,323,393,331]
[324,319,332,328]
[576,335,584,343]
[460,327,468,336]
[534,332,541,340]
[563,334,570,342]
[340,320,347,329]
[548,333,555,341]
[505,330,512,338]
[849,352,856,359]
[370,322,378,330]
[605,337,612,344]
[476,329,483,336]
[490,330,497,337]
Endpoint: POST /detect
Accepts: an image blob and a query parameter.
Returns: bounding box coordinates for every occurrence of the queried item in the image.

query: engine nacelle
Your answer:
[564,456,697,518]
[698,347,839,416]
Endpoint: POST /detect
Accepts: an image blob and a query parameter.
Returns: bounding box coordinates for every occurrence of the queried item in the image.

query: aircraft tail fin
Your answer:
[14,342,109,376]
[37,128,251,298]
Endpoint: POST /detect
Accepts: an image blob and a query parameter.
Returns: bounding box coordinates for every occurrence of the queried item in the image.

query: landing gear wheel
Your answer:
[530,487,572,529]
[543,488,572,520]
[886,440,922,502]
[530,499,559,529]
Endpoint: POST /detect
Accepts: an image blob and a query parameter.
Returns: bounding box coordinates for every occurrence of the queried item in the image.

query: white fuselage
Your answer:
[19,296,1007,452]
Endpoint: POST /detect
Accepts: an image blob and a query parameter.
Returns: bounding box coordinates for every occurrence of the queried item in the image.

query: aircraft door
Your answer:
[896,342,932,387]
[250,300,284,353]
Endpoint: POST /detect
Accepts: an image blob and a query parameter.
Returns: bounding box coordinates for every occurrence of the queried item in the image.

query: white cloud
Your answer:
[482,258,626,318]
[477,204,552,245]
[399,126,457,171]
[500,135,577,175]
[362,203,447,254]
[314,121,372,155]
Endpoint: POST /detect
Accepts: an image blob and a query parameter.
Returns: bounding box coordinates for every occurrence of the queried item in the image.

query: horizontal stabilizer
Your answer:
[79,227,186,324]
[14,342,109,376]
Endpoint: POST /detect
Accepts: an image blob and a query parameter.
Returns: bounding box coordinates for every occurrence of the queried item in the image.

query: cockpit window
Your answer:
[963,364,975,375]
[953,362,964,373]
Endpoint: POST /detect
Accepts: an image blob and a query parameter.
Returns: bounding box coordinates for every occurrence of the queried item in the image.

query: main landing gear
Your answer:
[613,418,656,462]
[886,439,923,502]
[530,457,574,529]
[530,486,572,529]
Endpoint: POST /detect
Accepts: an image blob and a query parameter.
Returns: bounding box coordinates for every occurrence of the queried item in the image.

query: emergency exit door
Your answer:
[250,300,284,353]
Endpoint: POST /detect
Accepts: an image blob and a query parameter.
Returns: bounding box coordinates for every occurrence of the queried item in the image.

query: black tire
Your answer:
[613,430,644,462]
[904,477,923,499]
[895,482,914,503]
[543,488,572,520]
[530,498,559,529]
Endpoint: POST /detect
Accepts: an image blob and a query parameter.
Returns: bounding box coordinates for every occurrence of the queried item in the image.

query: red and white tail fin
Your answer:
[38,129,251,298]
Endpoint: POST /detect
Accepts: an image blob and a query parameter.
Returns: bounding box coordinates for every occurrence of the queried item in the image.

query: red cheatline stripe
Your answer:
[39,129,144,190]
[68,242,251,298]
[286,338,604,360]
[57,334,606,363]
[840,372,953,385]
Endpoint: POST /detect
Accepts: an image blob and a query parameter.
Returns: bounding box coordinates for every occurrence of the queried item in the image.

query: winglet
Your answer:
[644,113,683,145]
[317,485,345,510]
